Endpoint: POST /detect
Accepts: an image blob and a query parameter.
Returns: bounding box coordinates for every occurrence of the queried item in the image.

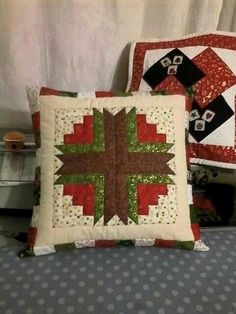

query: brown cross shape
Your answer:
[56,108,174,225]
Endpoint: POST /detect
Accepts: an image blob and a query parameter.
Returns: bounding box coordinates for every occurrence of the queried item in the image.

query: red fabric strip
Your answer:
[154,239,176,248]
[95,240,116,247]
[63,184,94,216]
[191,223,200,241]
[95,91,115,98]
[137,184,168,215]
[137,114,166,143]
[64,116,94,144]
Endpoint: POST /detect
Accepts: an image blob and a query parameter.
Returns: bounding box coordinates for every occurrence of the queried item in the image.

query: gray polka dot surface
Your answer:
[0,231,236,314]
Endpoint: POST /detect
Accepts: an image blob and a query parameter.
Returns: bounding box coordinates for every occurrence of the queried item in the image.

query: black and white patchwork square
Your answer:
[128,33,236,168]
[143,48,205,89]
[189,96,234,142]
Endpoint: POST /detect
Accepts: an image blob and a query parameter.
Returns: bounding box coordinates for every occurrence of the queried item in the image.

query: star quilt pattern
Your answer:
[21,93,208,257]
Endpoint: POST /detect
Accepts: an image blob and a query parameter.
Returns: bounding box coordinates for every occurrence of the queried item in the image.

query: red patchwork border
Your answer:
[130,34,236,92]
[129,34,236,165]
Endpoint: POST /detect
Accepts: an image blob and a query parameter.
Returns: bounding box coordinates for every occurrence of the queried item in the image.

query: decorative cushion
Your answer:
[20,92,208,257]
[126,32,236,169]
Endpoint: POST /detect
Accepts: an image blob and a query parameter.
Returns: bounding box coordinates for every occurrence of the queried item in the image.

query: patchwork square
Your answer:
[127,32,236,169]
[26,86,79,147]
[20,93,208,257]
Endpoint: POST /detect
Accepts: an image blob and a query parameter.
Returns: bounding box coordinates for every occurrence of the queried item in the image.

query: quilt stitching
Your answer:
[54,106,176,227]
[22,90,209,257]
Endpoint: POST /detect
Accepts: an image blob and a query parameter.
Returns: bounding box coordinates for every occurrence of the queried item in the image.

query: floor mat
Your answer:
[0,231,236,314]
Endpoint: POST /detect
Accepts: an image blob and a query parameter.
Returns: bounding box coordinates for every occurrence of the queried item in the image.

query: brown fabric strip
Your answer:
[115,174,128,225]
[103,109,117,225]
[115,108,128,164]
[114,108,129,224]
[103,109,116,154]
[127,152,175,174]
[128,152,174,164]
[55,153,111,175]
[117,162,174,175]
[103,173,117,225]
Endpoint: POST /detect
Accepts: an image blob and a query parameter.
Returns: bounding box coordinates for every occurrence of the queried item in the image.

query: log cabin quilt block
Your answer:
[127,32,236,169]
[26,86,80,147]
[20,94,208,257]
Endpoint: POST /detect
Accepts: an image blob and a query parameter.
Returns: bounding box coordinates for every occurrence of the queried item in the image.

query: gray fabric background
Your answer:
[0,231,236,314]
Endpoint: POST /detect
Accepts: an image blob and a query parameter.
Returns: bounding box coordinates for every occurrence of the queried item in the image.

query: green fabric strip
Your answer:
[58,91,78,97]
[126,107,173,153]
[54,243,76,251]
[114,91,133,97]
[176,241,195,250]
[127,174,174,224]
[189,204,199,223]
[116,240,135,246]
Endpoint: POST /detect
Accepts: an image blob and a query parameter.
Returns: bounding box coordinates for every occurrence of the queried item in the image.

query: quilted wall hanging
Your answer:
[126,32,236,169]
[20,93,208,257]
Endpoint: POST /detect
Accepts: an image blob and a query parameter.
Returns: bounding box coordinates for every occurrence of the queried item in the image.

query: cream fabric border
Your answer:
[36,95,193,247]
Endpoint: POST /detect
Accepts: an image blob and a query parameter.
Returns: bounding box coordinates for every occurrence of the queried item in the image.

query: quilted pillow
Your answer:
[127,32,236,169]
[20,92,208,257]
